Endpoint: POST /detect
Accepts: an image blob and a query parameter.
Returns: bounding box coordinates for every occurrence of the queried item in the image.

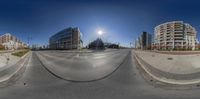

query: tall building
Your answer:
[135,32,152,50]
[135,37,141,49]
[154,21,198,50]
[141,32,152,49]
[49,27,82,50]
[0,33,27,50]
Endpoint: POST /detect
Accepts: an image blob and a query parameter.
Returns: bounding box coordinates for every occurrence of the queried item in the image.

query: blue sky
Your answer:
[0,0,200,47]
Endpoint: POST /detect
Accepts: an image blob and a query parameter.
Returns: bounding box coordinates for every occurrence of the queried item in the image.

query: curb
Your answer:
[0,51,31,87]
[133,50,200,85]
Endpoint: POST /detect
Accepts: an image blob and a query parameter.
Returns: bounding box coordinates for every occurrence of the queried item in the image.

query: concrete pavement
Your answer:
[134,50,200,74]
[134,50,200,85]
[0,51,31,87]
[153,50,200,55]
[0,53,20,68]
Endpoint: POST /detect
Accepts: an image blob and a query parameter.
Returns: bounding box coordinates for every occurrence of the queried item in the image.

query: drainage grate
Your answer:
[167,57,173,60]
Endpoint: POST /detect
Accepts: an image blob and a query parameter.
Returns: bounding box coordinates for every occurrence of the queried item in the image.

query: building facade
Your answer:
[135,32,152,50]
[0,33,27,50]
[154,21,198,50]
[49,27,82,50]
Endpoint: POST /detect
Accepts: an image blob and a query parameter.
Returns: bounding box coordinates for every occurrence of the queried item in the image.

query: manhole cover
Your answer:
[23,83,27,86]
[167,57,173,60]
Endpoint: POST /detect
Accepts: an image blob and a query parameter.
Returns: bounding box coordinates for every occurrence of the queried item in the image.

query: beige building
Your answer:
[0,33,27,50]
[154,21,198,50]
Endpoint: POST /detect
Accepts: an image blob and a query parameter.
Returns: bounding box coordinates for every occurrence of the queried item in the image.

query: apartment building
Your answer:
[0,33,27,50]
[154,21,198,50]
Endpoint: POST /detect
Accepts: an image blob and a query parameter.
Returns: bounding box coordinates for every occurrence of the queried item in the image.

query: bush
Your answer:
[0,44,5,50]
[12,50,29,57]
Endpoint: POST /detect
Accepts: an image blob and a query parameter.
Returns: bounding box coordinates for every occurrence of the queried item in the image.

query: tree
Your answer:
[198,44,200,50]
[0,44,5,50]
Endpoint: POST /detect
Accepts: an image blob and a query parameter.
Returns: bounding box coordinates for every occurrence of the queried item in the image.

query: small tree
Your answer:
[0,44,5,50]
[198,44,200,50]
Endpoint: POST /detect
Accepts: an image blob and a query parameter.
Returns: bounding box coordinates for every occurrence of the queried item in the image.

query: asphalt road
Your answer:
[0,49,200,99]
[36,49,129,81]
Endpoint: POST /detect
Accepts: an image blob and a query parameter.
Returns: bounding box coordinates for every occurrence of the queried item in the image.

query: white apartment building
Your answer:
[0,33,27,50]
[154,21,198,50]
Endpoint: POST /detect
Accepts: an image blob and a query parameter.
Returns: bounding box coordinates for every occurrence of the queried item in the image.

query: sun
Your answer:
[98,30,103,36]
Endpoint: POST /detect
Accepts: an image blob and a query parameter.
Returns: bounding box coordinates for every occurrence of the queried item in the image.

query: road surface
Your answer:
[36,49,129,81]
[0,49,200,99]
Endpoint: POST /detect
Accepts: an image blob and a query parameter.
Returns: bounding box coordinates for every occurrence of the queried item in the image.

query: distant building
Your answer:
[104,42,119,49]
[49,27,82,50]
[135,32,152,50]
[141,32,152,49]
[135,37,141,49]
[104,42,112,48]
[0,33,27,50]
[88,38,105,49]
[154,21,198,50]
[31,44,40,50]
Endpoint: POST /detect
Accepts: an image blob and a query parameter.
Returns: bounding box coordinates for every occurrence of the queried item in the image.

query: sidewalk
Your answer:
[0,51,31,86]
[134,50,200,85]
[135,50,200,74]
[0,53,21,68]
[153,50,200,55]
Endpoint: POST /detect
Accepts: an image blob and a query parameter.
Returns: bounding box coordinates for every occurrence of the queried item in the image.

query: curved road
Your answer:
[36,49,129,81]
[0,50,200,99]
